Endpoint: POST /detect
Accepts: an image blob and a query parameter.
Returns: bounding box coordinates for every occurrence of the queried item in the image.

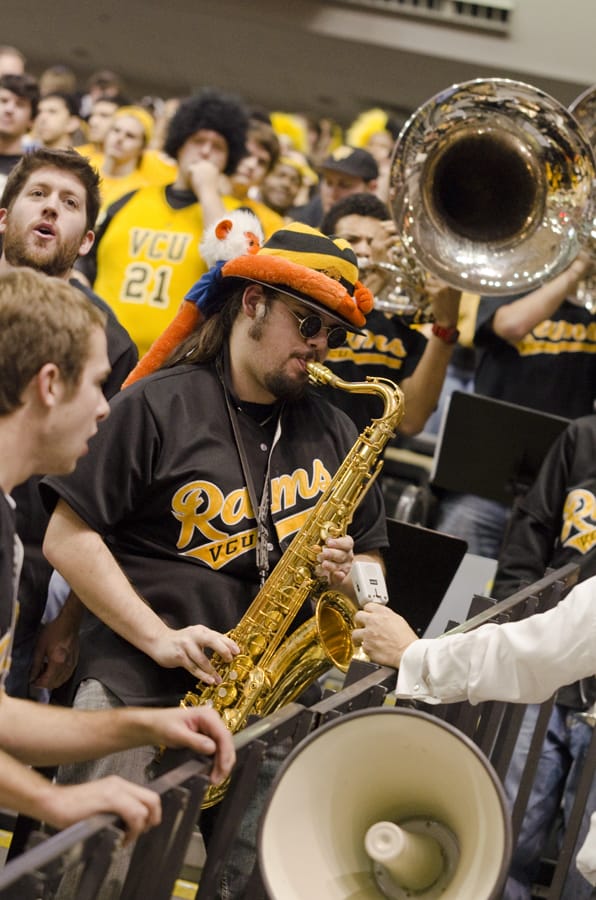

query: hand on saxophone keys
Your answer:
[150,623,240,685]
[314,534,354,585]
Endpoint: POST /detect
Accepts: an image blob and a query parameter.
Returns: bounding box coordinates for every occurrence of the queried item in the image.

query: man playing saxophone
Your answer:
[41,221,390,899]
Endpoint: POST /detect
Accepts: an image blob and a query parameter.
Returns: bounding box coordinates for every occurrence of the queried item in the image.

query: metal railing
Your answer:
[0,562,590,899]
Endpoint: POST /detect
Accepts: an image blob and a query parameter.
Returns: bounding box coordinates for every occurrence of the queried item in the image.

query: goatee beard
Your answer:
[264,368,309,402]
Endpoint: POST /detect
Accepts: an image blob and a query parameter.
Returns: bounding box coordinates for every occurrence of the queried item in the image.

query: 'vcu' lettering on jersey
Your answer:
[129,229,192,262]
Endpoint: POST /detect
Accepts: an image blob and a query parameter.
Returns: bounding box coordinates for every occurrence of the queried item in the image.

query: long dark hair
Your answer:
[163,282,280,369]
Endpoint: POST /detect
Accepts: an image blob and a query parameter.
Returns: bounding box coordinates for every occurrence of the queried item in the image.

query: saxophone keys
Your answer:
[223,709,243,731]
[319,521,341,541]
[246,633,268,658]
[215,681,238,706]
[229,652,259,676]
[298,559,316,580]
[246,667,267,696]
[181,690,200,707]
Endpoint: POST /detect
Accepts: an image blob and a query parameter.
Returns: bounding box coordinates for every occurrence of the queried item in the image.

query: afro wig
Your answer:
[164,87,249,175]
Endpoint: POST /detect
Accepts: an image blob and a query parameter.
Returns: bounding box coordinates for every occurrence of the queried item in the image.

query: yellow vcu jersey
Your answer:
[98,167,156,213]
[139,149,177,184]
[100,151,178,212]
[93,186,239,356]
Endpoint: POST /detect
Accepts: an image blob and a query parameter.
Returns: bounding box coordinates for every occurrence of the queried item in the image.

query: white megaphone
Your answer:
[258,707,511,899]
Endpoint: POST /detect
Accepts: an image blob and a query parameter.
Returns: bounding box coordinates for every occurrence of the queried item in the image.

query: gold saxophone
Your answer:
[179,361,404,804]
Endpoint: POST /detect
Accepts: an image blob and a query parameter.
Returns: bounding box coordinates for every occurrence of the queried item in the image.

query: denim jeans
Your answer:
[503,703,596,900]
[199,740,290,900]
[434,493,510,560]
[55,679,156,900]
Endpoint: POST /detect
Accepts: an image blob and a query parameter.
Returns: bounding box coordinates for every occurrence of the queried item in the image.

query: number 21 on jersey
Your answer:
[121,263,173,308]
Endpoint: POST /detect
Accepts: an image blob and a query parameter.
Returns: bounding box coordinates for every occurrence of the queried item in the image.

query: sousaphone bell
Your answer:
[569,84,596,310]
[570,84,596,151]
[390,77,596,295]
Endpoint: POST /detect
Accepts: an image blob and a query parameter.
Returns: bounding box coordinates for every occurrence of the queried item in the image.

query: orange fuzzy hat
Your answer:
[122,217,373,388]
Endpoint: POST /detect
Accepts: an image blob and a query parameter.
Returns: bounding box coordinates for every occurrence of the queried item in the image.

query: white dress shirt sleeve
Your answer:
[396,577,596,706]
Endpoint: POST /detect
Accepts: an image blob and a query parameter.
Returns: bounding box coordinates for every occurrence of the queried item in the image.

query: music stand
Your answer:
[430,392,570,505]
[383,518,468,637]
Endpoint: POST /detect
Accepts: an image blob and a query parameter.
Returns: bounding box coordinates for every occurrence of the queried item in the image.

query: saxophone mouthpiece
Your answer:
[306,360,339,387]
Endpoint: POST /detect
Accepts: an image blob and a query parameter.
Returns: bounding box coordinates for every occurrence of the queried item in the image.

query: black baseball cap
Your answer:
[319,146,379,181]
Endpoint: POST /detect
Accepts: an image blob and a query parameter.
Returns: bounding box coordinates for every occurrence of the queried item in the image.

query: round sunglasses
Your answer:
[287,306,347,349]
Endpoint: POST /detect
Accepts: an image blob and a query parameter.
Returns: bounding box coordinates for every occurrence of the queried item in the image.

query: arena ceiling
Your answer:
[5,0,589,128]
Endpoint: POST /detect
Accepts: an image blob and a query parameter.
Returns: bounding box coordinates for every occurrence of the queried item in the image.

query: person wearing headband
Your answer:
[83,104,176,212]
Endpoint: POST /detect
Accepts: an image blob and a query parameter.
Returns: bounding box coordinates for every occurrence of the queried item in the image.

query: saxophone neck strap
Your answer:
[216,353,282,586]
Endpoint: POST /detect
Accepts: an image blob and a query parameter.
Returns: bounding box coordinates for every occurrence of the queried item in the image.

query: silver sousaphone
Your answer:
[570,84,596,151]
[390,78,596,295]
[569,84,596,311]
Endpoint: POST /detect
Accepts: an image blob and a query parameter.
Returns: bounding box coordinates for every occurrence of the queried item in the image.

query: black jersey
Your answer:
[475,296,596,419]
[42,360,388,706]
[322,310,427,433]
[0,493,20,692]
[493,414,596,708]
[70,279,138,392]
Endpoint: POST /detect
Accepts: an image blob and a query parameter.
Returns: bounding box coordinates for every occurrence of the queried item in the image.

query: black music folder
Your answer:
[382,517,467,637]
[430,391,570,505]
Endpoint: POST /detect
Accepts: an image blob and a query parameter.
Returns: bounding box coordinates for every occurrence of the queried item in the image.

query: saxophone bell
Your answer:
[315,590,358,670]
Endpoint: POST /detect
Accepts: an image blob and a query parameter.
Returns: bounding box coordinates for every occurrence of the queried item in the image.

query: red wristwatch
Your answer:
[431,323,460,344]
